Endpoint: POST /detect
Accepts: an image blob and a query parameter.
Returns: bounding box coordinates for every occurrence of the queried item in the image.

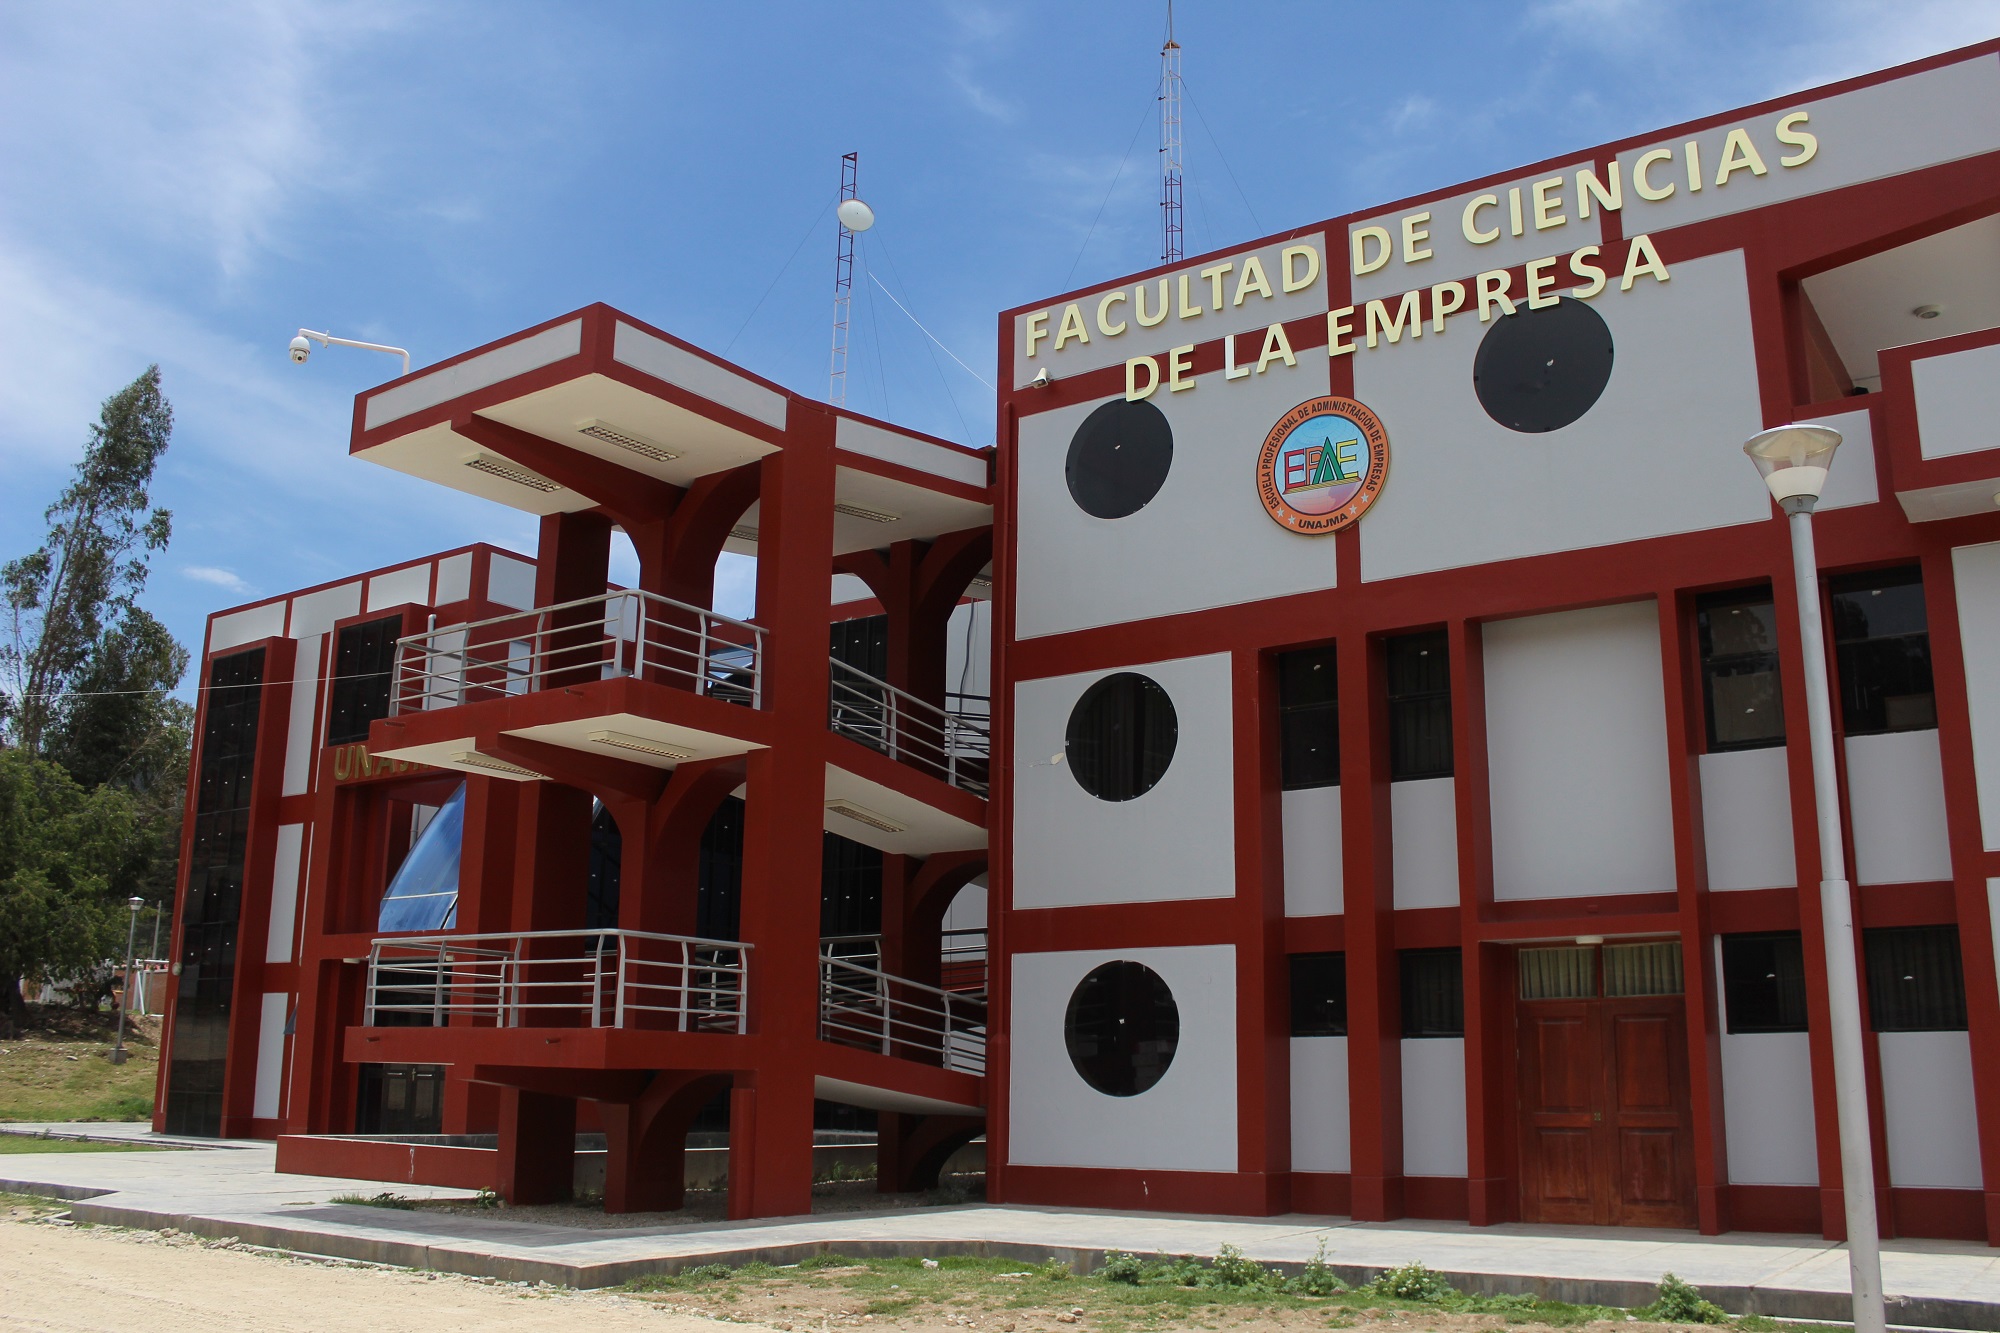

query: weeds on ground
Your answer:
[329,1192,418,1210]
[0,1133,157,1155]
[616,1249,1757,1331]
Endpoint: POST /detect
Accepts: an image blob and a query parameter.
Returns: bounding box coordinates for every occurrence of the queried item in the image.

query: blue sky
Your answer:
[3,0,1995,684]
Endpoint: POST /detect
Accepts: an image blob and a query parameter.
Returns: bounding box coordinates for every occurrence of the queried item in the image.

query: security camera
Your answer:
[289,335,312,364]
[1030,367,1051,387]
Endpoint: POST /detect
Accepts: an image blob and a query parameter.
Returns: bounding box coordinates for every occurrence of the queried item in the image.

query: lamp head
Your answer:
[128,896,144,911]
[289,335,312,364]
[1744,423,1842,510]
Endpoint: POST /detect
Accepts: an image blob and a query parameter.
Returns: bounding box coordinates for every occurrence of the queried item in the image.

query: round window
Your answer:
[1065,399,1173,519]
[1063,961,1180,1097]
[1064,672,1178,801]
[1472,296,1614,433]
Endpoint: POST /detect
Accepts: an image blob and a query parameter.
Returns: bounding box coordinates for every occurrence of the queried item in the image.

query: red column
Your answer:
[729,408,838,1220]
[1233,646,1291,1214]
[1342,630,1403,1220]
[496,1088,576,1204]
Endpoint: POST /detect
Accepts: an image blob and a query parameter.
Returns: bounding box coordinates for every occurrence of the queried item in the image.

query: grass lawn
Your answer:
[0,1008,159,1123]
[617,1252,1839,1333]
[0,1133,158,1154]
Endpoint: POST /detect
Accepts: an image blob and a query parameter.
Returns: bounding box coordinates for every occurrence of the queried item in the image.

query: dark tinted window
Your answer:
[829,614,889,679]
[1401,947,1464,1038]
[1721,932,1809,1034]
[326,616,402,745]
[1472,296,1615,433]
[1290,952,1347,1036]
[164,648,265,1137]
[1278,645,1340,789]
[1829,568,1935,735]
[1698,588,1785,751]
[1865,925,1966,1032]
[1065,672,1178,801]
[1064,961,1180,1096]
[820,831,884,941]
[1066,399,1173,519]
[1387,632,1451,781]
[587,801,621,931]
[696,796,745,941]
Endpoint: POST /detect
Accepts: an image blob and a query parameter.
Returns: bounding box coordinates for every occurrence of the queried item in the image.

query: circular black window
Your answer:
[1063,961,1180,1097]
[1065,398,1173,519]
[1064,672,1178,801]
[1472,296,1614,433]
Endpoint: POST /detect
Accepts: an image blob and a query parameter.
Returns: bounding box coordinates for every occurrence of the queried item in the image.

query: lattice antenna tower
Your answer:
[1159,3,1184,264]
[829,151,860,407]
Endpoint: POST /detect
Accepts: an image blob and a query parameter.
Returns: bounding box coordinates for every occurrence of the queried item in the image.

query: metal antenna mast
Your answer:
[1159,4,1184,264]
[829,151,860,407]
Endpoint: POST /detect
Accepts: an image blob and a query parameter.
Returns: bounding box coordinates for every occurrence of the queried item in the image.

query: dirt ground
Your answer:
[0,1210,767,1333]
[0,1200,1744,1333]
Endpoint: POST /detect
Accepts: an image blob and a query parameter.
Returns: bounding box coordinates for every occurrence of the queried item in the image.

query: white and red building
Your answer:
[160,43,2000,1242]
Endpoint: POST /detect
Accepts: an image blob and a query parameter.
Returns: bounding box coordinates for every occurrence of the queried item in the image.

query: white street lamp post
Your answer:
[1743,423,1885,1333]
[110,896,144,1067]
[290,329,411,376]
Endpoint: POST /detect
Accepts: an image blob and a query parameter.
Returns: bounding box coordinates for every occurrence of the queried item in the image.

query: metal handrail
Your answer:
[817,951,987,1075]
[365,928,750,1032]
[393,589,766,714]
[828,660,990,797]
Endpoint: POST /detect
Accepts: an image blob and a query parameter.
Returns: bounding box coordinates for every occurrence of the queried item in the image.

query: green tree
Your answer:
[0,748,140,1017]
[2,366,175,755]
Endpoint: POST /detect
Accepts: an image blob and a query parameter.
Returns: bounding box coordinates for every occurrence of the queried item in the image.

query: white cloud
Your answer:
[183,566,251,594]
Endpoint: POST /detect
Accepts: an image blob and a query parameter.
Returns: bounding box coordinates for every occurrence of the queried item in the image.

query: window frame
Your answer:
[1695,586,1786,753]
[1385,631,1452,782]
[1720,931,1811,1034]
[1277,644,1340,791]
[1827,566,1935,738]
[1399,947,1464,1038]
[1289,951,1348,1037]
[1864,924,1967,1032]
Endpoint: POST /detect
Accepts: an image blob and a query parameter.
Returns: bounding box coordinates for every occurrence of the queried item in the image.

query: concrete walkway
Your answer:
[3,1124,1997,1329]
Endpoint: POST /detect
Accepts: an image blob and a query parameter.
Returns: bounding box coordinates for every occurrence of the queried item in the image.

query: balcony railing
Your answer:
[828,660,990,797]
[365,928,749,1032]
[393,589,765,714]
[818,952,987,1076]
[817,929,988,994]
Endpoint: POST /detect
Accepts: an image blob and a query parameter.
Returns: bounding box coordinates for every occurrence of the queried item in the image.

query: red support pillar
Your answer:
[496,1087,576,1205]
[1342,629,1403,1221]
[1233,645,1291,1214]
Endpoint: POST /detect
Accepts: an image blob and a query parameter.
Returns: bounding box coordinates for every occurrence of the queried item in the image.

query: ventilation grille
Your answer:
[1519,946,1597,1000]
[729,525,760,543]
[447,750,545,780]
[463,453,560,493]
[1605,941,1684,997]
[833,502,901,524]
[587,729,695,762]
[825,799,905,834]
[578,419,679,462]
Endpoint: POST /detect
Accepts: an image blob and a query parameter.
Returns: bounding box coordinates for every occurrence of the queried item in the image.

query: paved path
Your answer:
[3,1124,1997,1329]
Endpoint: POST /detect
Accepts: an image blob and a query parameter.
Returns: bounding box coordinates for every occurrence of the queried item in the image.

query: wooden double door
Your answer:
[1517,995,1696,1228]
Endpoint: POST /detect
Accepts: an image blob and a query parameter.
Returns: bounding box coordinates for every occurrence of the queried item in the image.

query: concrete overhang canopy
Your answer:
[350,305,797,514]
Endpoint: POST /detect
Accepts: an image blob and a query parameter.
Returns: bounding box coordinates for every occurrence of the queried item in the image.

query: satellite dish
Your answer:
[837,198,876,232]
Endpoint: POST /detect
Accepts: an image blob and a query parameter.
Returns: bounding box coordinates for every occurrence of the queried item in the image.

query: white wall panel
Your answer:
[288,581,362,638]
[1009,946,1236,1171]
[1392,778,1458,909]
[253,992,288,1120]
[831,573,873,607]
[613,321,788,429]
[208,602,285,653]
[1283,785,1343,916]
[1700,747,1796,892]
[836,417,990,487]
[1953,541,2000,850]
[365,319,581,430]
[1357,252,1767,583]
[1014,360,1338,640]
[941,878,987,935]
[1916,341,2000,460]
[1013,655,1235,909]
[1716,936,1818,1186]
[366,563,431,611]
[1613,56,2000,233]
[1879,1031,1983,1189]
[1401,1038,1467,1178]
[1486,602,1676,901]
[264,824,306,965]
[1290,1036,1350,1172]
[280,634,323,797]
[488,554,537,610]
[434,551,474,604]
[1845,730,1952,884]
[1811,409,1879,511]
[945,601,992,701]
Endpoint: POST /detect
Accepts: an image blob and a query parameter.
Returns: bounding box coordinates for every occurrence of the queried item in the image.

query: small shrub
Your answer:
[796,1252,859,1270]
[1292,1239,1350,1297]
[735,1261,777,1279]
[682,1263,734,1283]
[330,1192,416,1210]
[1038,1257,1073,1281]
[1097,1251,1148,1285]
[1644,1273,1728,1325]
[1206,1243,1275,1290]
[471,1189,501,1210]
[1157,1257,1208,1288]
[1371,1261,1456,1303]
